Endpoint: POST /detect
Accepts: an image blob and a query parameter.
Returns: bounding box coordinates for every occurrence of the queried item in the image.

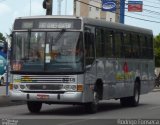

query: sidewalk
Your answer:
[0,86,25,107]
[0,95,25,107]
[152,87,160,92]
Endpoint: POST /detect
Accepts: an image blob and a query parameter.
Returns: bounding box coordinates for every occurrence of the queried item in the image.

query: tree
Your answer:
[154,33,160,67]
[0,32,6,41]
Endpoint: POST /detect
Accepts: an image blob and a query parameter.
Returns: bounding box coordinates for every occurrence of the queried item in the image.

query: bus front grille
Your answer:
[22,91,65,94]
[26,84,63,90]
[20,75,76,84]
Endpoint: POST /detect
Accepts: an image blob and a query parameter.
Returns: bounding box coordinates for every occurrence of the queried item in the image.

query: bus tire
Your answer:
[27,101,42,113]
[85,91,99,114]
[120,82,140,107]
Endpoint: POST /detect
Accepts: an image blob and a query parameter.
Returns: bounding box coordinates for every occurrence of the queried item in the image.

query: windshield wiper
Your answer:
[52,29,66,44]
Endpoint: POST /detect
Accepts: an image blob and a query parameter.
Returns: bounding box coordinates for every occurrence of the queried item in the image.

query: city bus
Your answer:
[9,16,155,113]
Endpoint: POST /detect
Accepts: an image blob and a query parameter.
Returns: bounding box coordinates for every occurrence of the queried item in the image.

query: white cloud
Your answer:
[0,3,11,15]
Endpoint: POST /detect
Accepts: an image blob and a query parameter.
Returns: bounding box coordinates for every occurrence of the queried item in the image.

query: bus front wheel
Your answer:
[120,83,140,107]
[27,101,42,113]
[85,91,99,114]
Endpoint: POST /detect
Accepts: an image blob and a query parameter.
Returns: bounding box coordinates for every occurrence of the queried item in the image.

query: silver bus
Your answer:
[9,16,155,113]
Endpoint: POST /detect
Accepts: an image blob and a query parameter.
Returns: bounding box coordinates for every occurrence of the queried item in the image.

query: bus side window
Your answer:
[85,32,95,65]
[114,31,121,58]
[123,32,131,58]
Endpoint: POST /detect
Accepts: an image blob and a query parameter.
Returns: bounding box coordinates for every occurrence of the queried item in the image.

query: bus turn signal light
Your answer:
[77,84,83,92]
[9,84,13,90]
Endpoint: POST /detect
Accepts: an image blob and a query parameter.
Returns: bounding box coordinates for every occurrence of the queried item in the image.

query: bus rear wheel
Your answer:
[120,83,140,107]
[85,91,99,114]
[27,101,42,113]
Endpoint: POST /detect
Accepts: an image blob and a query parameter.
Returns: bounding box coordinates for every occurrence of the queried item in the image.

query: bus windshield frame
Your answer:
[11,31,84,74]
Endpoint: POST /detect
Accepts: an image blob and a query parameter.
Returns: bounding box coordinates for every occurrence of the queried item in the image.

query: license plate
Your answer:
[37,94,49,99]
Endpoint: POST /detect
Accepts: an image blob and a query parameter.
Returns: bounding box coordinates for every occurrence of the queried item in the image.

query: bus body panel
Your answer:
[85,58,154,100]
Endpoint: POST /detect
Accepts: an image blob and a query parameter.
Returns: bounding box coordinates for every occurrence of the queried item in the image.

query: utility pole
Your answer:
[43,0,53,15]
[120,0,125,24]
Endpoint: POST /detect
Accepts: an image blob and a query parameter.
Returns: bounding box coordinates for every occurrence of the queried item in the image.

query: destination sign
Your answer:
[39,22,73,29]
[22,22,33,29]
[14,18,81,30]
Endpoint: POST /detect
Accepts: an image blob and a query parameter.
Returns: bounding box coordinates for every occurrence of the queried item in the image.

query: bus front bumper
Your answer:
[9,91,83,103]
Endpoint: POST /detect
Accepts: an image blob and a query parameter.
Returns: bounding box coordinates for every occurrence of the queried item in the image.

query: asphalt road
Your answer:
[0,90,160,125]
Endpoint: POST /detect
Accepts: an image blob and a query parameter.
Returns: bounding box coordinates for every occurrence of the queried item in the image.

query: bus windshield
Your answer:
[11,31,84,73]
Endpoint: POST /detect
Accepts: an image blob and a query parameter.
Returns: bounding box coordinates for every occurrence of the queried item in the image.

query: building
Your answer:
[74,0,120,23]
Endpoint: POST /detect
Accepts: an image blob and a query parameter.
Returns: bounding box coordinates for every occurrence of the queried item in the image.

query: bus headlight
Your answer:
[63,85,77,91]
[20,85,26,90]
[9,84,13,90]
[63,85,69,90]
[70,85,76,90]
[13,84,19,90]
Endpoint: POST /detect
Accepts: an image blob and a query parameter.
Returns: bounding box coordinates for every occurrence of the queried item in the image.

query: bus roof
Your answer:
[15,15,81,20]
[82,17,152,35]
[15,15,152,35]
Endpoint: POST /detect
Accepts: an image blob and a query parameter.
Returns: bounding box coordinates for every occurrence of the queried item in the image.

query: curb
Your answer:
[0,95,26,107]
[152,89,160,92]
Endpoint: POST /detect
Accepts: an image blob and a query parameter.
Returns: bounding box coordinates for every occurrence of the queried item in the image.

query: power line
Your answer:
[81,0,160,21]
[143,9,160,15]
[89,0,160,15]
[127,12,160,20]
[126,12,160,20]
[141,0,160,5]
[75,0,160,24]
[142,4,160,9]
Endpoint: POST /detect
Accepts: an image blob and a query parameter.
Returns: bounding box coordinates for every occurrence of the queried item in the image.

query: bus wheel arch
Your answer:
[85,79,103,113]
[94,79,103,100]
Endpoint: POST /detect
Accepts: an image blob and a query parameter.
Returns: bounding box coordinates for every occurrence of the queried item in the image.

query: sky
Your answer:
[0,0,160,36]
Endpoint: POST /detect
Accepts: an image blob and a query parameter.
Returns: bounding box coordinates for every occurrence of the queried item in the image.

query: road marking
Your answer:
[56,119,90,125]
[149,105,160,110]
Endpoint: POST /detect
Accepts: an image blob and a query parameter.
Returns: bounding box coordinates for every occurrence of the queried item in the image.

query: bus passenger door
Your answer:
[84,32,97,102]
